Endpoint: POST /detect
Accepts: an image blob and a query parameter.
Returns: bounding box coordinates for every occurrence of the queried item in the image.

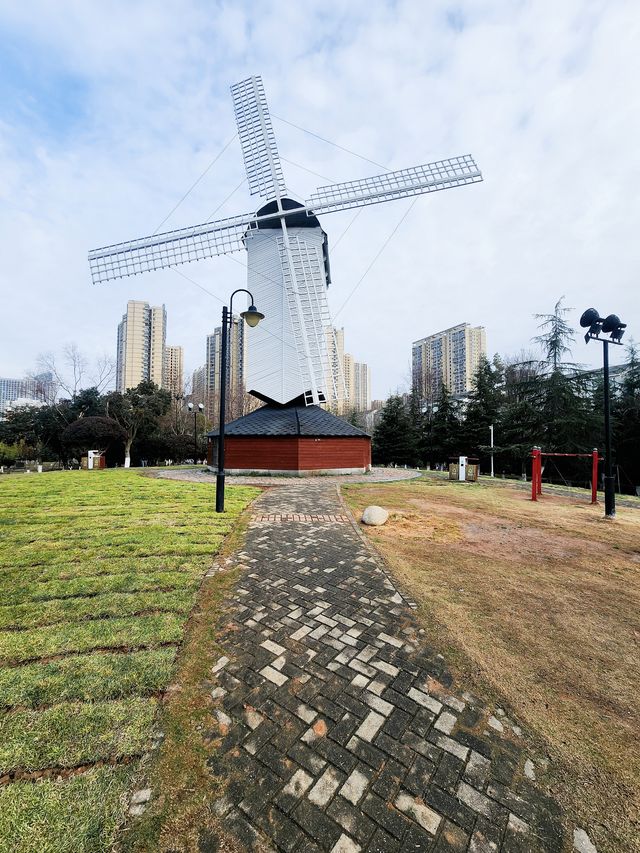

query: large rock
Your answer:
[362,505,389,526]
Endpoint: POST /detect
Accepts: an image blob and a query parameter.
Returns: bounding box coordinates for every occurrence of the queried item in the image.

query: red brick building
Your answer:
[207,403,371,475]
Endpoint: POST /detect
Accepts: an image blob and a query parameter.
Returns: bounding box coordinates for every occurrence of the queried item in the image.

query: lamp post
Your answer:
[216,289,264,512]
[188,402,204,464]
[580,308,627,518]
[489,424,494,477]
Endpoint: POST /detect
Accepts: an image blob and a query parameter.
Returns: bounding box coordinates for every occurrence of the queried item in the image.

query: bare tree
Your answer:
[90,353,116,393]
[35,345,115,400]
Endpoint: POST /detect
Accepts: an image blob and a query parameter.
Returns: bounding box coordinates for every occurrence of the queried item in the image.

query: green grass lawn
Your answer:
[0,469,257,853]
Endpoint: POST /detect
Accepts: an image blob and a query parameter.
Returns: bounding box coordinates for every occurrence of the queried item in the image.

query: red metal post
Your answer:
[591,449,599,504]
[537,453,542,496]
[531,448,539,501]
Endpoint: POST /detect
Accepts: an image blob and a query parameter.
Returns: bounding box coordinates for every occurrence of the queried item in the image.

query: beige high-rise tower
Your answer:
[116,300,167,392]
[325,328,371,414]
[205,318,246,421]
[164,346,184,397]
[412,322,486,399]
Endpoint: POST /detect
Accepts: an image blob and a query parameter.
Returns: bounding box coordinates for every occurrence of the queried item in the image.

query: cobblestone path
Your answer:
[206,482,565,852]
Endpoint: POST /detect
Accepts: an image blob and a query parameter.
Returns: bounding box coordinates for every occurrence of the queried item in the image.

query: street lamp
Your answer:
[216,289,264,512]
[187,402,205,464]
[580,308,627,518]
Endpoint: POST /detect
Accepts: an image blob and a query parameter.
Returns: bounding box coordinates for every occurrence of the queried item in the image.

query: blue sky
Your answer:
[1,0,639,397]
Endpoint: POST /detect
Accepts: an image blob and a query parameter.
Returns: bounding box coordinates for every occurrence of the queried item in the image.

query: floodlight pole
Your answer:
[581,307,626,518]
[216,289,264,513]
[602,340,615,518]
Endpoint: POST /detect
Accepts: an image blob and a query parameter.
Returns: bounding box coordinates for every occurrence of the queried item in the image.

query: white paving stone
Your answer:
[377,632,403,648]
[211,656,230,674]
[260,639,286,656]
[508,814,529,834]
[290,624,313,641]
[354,711,385,742]
[295,704,317,724]
[408,687,443,714]
[215,709,232,728]
[340,768,371,805]
[364,693,394,716]
[434,710,457,734]
[308,767,343,807]
[330,834,361,853]
[395,792,441,834]
[282,769,313,798]
[260,665,288,686]
[457,781,494,818]
[244,708,263,730]
[488,715,504,732]
[438,735,469,761]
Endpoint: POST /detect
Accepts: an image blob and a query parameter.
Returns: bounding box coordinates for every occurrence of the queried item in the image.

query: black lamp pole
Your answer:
[216,289,264,513]
[193,409,198,462]
[580,308,627,519]
[216,304,230,513]
[188,402,204,465]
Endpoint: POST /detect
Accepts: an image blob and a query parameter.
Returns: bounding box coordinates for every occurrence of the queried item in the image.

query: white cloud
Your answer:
[1,0,638,397]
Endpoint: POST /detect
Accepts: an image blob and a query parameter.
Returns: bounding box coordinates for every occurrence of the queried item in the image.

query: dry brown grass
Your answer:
[343,475,640,853]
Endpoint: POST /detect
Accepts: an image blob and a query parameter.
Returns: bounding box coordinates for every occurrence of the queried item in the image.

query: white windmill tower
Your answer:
[89,75,482,407]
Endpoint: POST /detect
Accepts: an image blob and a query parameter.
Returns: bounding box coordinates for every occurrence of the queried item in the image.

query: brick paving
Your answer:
[200,480,566,852]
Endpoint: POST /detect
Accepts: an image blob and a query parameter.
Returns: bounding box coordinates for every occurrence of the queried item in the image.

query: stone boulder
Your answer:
[362,505,389,526]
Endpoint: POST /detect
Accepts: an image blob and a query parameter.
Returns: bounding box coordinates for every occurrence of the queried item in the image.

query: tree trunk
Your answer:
[124,438,132,468]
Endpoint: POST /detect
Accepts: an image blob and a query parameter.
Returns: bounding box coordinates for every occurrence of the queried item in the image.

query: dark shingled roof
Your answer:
[207,404,370,438]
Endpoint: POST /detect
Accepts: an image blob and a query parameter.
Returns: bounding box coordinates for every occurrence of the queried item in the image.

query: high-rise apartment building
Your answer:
[164,346,184,398]
[0,373,56,414]
[204,318,246,421]
[116,301,167,392]
[192,365,206,406]
[325,328,371,413]
[352,361,371,412]
[412,323,486,399]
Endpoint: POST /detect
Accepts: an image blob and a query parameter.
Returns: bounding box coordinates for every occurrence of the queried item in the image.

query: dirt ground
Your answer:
[343,475,640,853]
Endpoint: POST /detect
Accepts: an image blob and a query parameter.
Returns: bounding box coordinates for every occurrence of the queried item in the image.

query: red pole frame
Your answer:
[531,448,540,501]
[537,452,542,496]
[591,449,599,504]
[531,448,600,504]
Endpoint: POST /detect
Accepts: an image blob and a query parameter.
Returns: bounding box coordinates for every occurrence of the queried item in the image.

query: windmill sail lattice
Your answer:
[88,75,483,408]
[231,76,287,201]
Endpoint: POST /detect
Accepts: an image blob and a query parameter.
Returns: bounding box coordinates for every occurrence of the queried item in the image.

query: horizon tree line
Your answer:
[373,300,640,494]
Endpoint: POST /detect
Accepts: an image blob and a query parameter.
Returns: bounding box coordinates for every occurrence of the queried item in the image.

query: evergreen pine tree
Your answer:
[372,396,417,466]
[613,342,640,492]
[461,355,504,471]
[428,383,461,468]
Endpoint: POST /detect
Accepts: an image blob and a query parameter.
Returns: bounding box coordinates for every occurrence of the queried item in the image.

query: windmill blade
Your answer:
[231,75,287,201]
[306,155,482,215]
[88,213,258,284]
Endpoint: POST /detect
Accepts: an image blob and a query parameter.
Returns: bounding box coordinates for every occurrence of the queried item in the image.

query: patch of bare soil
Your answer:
[343,478,640,853]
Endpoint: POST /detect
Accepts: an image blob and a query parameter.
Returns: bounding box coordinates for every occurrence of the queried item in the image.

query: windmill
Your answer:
[89,75,482,407]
